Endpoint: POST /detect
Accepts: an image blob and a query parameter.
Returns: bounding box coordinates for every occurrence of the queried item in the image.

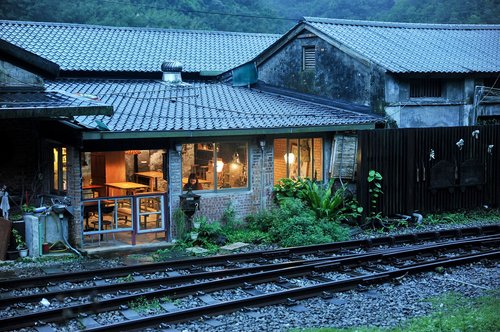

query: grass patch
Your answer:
[128,296,161,313]
[291,292,500,332]
[422,208,500,226]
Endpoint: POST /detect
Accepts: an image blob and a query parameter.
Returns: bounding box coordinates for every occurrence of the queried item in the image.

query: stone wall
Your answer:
[258,33,386,114]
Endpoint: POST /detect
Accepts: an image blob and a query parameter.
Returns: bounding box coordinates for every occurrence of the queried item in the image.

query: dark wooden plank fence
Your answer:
[357,125,500,215]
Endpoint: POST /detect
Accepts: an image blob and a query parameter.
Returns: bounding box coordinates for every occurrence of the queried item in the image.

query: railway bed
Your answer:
[0,226,498,332]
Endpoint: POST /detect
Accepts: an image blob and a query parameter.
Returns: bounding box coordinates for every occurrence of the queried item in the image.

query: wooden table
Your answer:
[135,171,164,191]
[105,182,149,196]
[82,184,104,198]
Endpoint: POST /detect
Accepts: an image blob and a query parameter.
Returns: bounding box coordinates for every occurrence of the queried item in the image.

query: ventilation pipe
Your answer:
[161,61,183,83]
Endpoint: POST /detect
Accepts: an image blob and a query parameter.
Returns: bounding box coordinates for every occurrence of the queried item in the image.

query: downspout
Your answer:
[259,139,266,210]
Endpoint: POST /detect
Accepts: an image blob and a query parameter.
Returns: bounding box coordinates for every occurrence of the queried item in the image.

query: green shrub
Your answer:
[266,198,349,247]
[273,177,362,224]
[273,177,305,203]
[244,209,277,232]
[224,228,270,244]
[172,208,187,241]
[196,219,226,246]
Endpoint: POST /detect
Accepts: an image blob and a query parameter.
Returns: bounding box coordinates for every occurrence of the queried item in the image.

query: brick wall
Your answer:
[66,146,83,246]
[169,141,274,239]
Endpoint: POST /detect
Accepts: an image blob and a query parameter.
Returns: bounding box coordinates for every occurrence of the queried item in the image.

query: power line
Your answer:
[99,0,300,22]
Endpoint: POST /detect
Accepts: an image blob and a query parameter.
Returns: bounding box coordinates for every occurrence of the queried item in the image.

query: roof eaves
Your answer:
[0,19,281,38]
[302,17,500,30]
[81,123,377,141]
[0,39,60,78]
[254,22,309,67]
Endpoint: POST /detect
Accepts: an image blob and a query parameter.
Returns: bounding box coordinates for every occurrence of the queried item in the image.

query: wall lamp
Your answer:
[258,138,266,152]
[175,143,182,155]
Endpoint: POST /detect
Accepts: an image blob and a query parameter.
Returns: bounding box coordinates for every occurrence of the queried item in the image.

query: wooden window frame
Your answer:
[302,46,316,72]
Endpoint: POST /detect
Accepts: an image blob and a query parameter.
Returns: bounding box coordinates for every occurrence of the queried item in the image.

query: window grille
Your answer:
[409,79,443,98]
[303,46,316,71]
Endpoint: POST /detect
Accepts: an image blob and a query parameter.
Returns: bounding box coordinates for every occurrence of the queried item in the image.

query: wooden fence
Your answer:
[357,125,500,215]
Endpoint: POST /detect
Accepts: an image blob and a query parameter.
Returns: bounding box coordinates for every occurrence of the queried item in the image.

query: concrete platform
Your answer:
[82,241,175,258]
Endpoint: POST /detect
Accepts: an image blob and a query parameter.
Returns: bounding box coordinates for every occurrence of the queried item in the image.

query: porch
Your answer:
[81,192,168,248]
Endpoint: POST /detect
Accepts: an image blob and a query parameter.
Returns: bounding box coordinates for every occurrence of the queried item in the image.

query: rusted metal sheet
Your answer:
[357,125,500,215]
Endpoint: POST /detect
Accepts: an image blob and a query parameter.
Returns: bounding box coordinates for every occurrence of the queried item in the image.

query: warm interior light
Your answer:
[216,158,224,173]
[125,150,141,155]
[284,152,295,164]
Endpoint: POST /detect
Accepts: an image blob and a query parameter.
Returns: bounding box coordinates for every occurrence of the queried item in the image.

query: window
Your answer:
[303,46,316,71]
[409,79,443,98]
[181,142,248,191]
[52,147,67,194]
[274,138,323,184]
[80,150,168,198]
[329,134,358,180]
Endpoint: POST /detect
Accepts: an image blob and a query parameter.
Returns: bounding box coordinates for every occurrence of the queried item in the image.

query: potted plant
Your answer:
[12,228,28,257]
[21,204,35,215]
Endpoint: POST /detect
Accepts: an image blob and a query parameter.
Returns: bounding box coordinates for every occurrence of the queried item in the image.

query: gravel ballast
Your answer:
[0,220,498,331]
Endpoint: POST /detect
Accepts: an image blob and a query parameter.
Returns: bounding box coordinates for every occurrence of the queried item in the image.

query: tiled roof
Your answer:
[302,17,500,73]
[0,20,280,73]
[0,89,112,118]
[46,79,380,133]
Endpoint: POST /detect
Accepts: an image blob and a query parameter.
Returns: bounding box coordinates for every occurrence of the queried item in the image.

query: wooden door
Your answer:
[91,153,106,197]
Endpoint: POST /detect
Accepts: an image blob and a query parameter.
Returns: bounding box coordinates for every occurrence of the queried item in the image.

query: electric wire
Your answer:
[99,0,300,22]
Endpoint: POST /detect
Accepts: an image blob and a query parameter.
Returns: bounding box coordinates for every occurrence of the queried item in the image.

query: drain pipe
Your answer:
[55,210,82,257]
[259,139,266,210]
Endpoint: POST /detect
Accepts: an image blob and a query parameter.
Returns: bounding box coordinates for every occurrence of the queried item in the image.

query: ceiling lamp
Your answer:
[284,152,295,164]
[216,158,224,173]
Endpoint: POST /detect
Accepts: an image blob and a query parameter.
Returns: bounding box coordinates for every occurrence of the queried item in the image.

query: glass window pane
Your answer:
[274,138,323,182]
[273,139,287,184]
[288,139,299,179]
[61,148,67,191]
[299,139,313,178]
[218,142,248,189]
[53,148,59,191]
[182,143,215,191]
[313,138,323,181]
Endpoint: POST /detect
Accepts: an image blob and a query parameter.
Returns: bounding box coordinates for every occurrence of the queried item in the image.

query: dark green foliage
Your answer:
[0,0,283,33]
[2,0,495,35]
[274,178,362,224]
[273,178,305,204]
[224,228,270,244]
[367,170,383,218]
[246,198,349,247]
[172,208,187,241]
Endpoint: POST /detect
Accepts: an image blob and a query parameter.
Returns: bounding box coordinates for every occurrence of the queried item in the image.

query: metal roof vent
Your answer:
[161,61,183,83]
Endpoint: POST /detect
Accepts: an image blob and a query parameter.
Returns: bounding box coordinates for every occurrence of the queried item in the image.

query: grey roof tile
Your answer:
[0,20,279,73]
[0,89,112,118]
[46,79,380,133]
[303,17,500,73]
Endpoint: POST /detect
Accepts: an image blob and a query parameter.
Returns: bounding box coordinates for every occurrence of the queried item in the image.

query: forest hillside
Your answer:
[1,0,498,33]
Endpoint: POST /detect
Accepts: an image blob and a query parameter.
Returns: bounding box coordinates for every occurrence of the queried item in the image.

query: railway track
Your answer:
[0,225,498,332]
[1,224,497,291]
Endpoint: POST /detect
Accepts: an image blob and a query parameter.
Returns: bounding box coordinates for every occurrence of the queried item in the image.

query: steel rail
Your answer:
[1,236,497,331]
[1,233,497,308]
[0,224,497,290]
[85,250,500,332]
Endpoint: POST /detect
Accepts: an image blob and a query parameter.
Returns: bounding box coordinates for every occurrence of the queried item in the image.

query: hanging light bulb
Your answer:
[216,158,224,173]
[284,152,295,164]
